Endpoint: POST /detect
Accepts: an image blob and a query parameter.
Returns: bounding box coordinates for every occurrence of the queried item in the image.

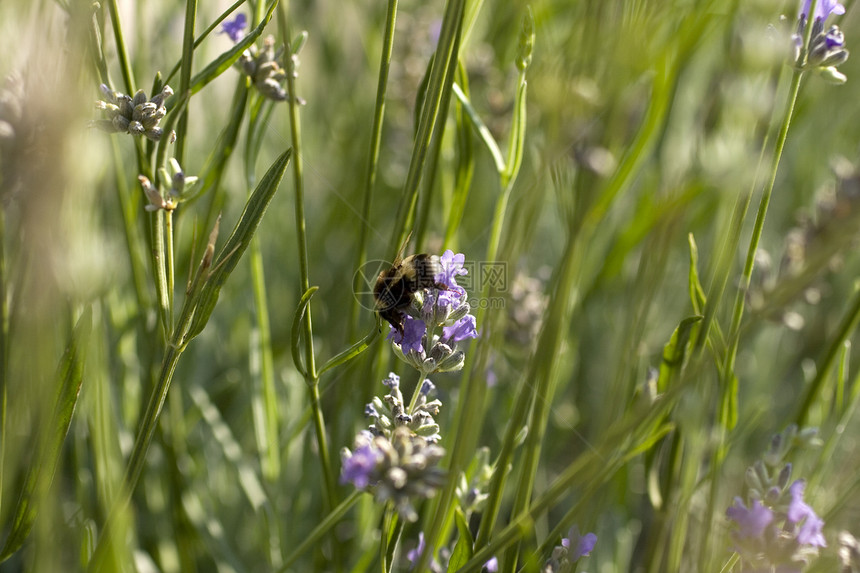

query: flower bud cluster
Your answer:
[138,158,198,212]
[238,36,290,102]
[340,426,446,522]
[791,0,849,83]
[388,250,478,374]
[366,373,442,443]
[93,84,173,141]
[726,426,827,570]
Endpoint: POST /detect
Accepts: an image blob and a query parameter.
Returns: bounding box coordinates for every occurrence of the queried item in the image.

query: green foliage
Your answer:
[0,0,859,571]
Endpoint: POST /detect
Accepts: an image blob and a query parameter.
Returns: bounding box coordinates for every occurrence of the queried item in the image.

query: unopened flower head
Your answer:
[339,426,446,522]
[791,0,849,81]
[236,36,302,103]
[726,426,827,570]
[138,158,198,212]
[388,250,478,374]
[365,373,442,443]
[93,84,174,142]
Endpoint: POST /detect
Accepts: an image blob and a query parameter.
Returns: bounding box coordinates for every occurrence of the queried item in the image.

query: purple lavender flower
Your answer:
[388,315,426,354]
[340,442,381,489]
[482,556,498,572]
[442,315,478,343]
[727,498,774,539]
[220,13,247,43]
[800,0,845,22]
[436,250,468,290]
[563,525,597,560]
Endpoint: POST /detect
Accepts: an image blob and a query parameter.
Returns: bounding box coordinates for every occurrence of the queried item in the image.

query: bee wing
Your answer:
[392,230,413,265]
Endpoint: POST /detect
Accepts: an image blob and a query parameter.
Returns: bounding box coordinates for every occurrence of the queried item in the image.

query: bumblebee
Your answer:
[374,253,447,336]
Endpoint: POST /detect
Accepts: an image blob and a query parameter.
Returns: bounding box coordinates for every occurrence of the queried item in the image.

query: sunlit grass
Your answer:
[0,0,858,571]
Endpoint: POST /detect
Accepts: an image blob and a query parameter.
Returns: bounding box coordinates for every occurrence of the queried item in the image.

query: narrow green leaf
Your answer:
[0,308,92,562]
[687,233,706,313]
[448,508,474,570]
[185,148,292,341]
[317,327,378,378]
[452,83,505,173]
[443,62,475,248]
[291,287,319,378]
[657,315,702,392]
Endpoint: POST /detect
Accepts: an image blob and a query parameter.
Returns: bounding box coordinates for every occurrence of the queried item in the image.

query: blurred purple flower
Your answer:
[483,556,498,572]
[340,442,380,489]
[562,525,597,560]
[727,497,774,539]
[787,480,827,547]
[800,0,845,22]
[219,13,247,43]
[406,532,426,565]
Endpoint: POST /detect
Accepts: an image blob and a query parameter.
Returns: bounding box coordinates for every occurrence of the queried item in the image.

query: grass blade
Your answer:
[0,307,92,562]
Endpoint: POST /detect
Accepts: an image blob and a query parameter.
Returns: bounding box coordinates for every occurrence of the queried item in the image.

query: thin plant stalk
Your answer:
[279,7,335,509]
[349,0,399,340]
[166,210,176,333]
[701,5,817,565]
[174,0,198,164]
[388,0,465,254]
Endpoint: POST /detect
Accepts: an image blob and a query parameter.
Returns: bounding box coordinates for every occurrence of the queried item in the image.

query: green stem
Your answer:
[249,233,280,481]
[796,285,860,426]
[166,210,175,334]
[702,26,812,570]
[276,490,363,572]
[389,0,464,253]
[151,211,170,340]
[174,0,198,165]
[87,342,184,571]
[279,7,334,508]
[0,209,6,519]
[407,371,428,415]
[348,0,398,340]
[104,0,135,94]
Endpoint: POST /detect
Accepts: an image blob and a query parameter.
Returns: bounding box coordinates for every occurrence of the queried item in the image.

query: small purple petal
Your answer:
[383,372,400,389]
[436,250,468,289]
[407,533,426,565]
[389,316,426,354]
[443,315,478,343]
[364,403,379,418]
[483,556,498,572]
[420,379,436,396]
[219,13,247,43]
